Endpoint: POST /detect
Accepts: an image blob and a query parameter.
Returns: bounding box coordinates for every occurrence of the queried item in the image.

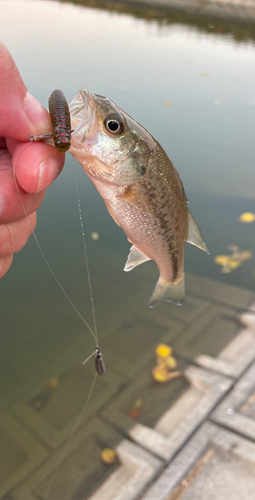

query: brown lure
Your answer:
[48,89,72,152]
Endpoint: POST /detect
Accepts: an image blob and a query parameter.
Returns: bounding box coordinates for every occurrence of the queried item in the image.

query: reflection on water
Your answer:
[0,0,255,499]
[61,0,255,44]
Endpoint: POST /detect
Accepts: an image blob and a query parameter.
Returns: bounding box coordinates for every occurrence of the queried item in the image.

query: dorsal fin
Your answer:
[124,245,151,272]
[187,210,209,254]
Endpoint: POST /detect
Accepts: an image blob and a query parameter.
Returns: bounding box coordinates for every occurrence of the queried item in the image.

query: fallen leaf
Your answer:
[156,344,172,358]
[134,398,143,408]
[239,251,253,260]
[101,448,118,465]
[215,255,230,265]
[238,212,255,223]
[152,366,181,383]
[165,356,177,370]
[228,259,242,269]
[50,377,59,388]
[128,407,142,419]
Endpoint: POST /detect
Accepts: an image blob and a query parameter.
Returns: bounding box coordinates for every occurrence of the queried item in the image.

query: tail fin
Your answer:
[148,275,185,308]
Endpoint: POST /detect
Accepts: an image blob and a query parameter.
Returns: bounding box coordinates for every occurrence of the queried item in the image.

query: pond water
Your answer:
[0,0,255,498]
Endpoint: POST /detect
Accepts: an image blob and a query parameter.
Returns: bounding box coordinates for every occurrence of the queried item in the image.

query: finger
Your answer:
[0,212,36,257]
[0,43,51,140]
[0,156,45,223]
[11,141,65,193]
[0,254,13,279]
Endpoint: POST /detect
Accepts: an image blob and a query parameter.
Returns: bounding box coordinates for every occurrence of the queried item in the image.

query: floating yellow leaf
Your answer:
[164,100,171,107]
[215,246,253,274]
[156,344,172,358]
[50,377,59,388]
[214,255,230,265]
[228,259,241,269]
[201,72,209,78]
[239,212,255,223]
[234,90,240,96]
[213,99,221,105]
[240,251,253,260]
[101,448,118,465]
[91,231,99,240]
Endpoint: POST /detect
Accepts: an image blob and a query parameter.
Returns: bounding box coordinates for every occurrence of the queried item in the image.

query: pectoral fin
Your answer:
[124,245,151,272]
[187,210,209,254]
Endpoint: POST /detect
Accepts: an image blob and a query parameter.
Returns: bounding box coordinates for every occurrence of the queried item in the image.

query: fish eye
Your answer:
[104,115,124,135]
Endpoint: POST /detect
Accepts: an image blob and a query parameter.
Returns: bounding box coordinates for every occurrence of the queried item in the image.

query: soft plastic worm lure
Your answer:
[29,89,72,151]
[48,89,72,151]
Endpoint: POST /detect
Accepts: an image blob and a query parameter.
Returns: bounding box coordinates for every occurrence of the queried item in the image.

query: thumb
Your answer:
[0,43,51,141]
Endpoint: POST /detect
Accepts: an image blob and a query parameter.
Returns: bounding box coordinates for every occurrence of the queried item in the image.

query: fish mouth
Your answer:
[69,88,96,144]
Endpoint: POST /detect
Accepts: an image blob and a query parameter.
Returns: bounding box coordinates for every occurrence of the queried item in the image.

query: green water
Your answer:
[0,1,255,498]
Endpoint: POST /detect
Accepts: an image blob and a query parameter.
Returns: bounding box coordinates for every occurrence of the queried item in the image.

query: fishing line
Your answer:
[13,158,104,499]
[43,155,104,499]
[72,157,98,345]
[44,371,98,500]
[13,164,97,343]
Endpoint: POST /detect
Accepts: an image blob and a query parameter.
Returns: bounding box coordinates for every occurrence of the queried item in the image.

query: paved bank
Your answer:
[121,0,255,22]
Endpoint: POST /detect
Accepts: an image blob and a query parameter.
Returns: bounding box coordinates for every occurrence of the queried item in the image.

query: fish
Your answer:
[69,88,209,308]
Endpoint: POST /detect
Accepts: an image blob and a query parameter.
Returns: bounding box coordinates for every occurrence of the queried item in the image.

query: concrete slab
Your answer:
[195,327,255,377]
[141,422,255,500]
[87,440,162,500]
[211,361,255,440]
[129,366,232,461]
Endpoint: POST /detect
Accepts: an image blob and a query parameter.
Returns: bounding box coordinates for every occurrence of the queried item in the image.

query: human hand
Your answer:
[0,43,65,278]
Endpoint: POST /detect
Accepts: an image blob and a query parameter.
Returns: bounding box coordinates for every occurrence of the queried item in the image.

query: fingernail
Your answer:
[37,157,59,192]
[24,92,50,132]
[0,193,5,217]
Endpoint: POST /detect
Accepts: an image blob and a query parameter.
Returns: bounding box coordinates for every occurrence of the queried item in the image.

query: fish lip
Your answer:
[69,88,96,143]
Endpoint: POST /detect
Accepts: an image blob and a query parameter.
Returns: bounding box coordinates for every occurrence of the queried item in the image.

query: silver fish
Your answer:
[69,88,209,307]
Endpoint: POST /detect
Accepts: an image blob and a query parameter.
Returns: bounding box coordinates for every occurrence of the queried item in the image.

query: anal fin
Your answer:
[124,245,151,272]
[187,209,209,254]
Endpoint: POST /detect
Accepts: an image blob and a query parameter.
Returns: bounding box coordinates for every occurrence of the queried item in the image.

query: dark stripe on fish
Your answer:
[146,181,179,281]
